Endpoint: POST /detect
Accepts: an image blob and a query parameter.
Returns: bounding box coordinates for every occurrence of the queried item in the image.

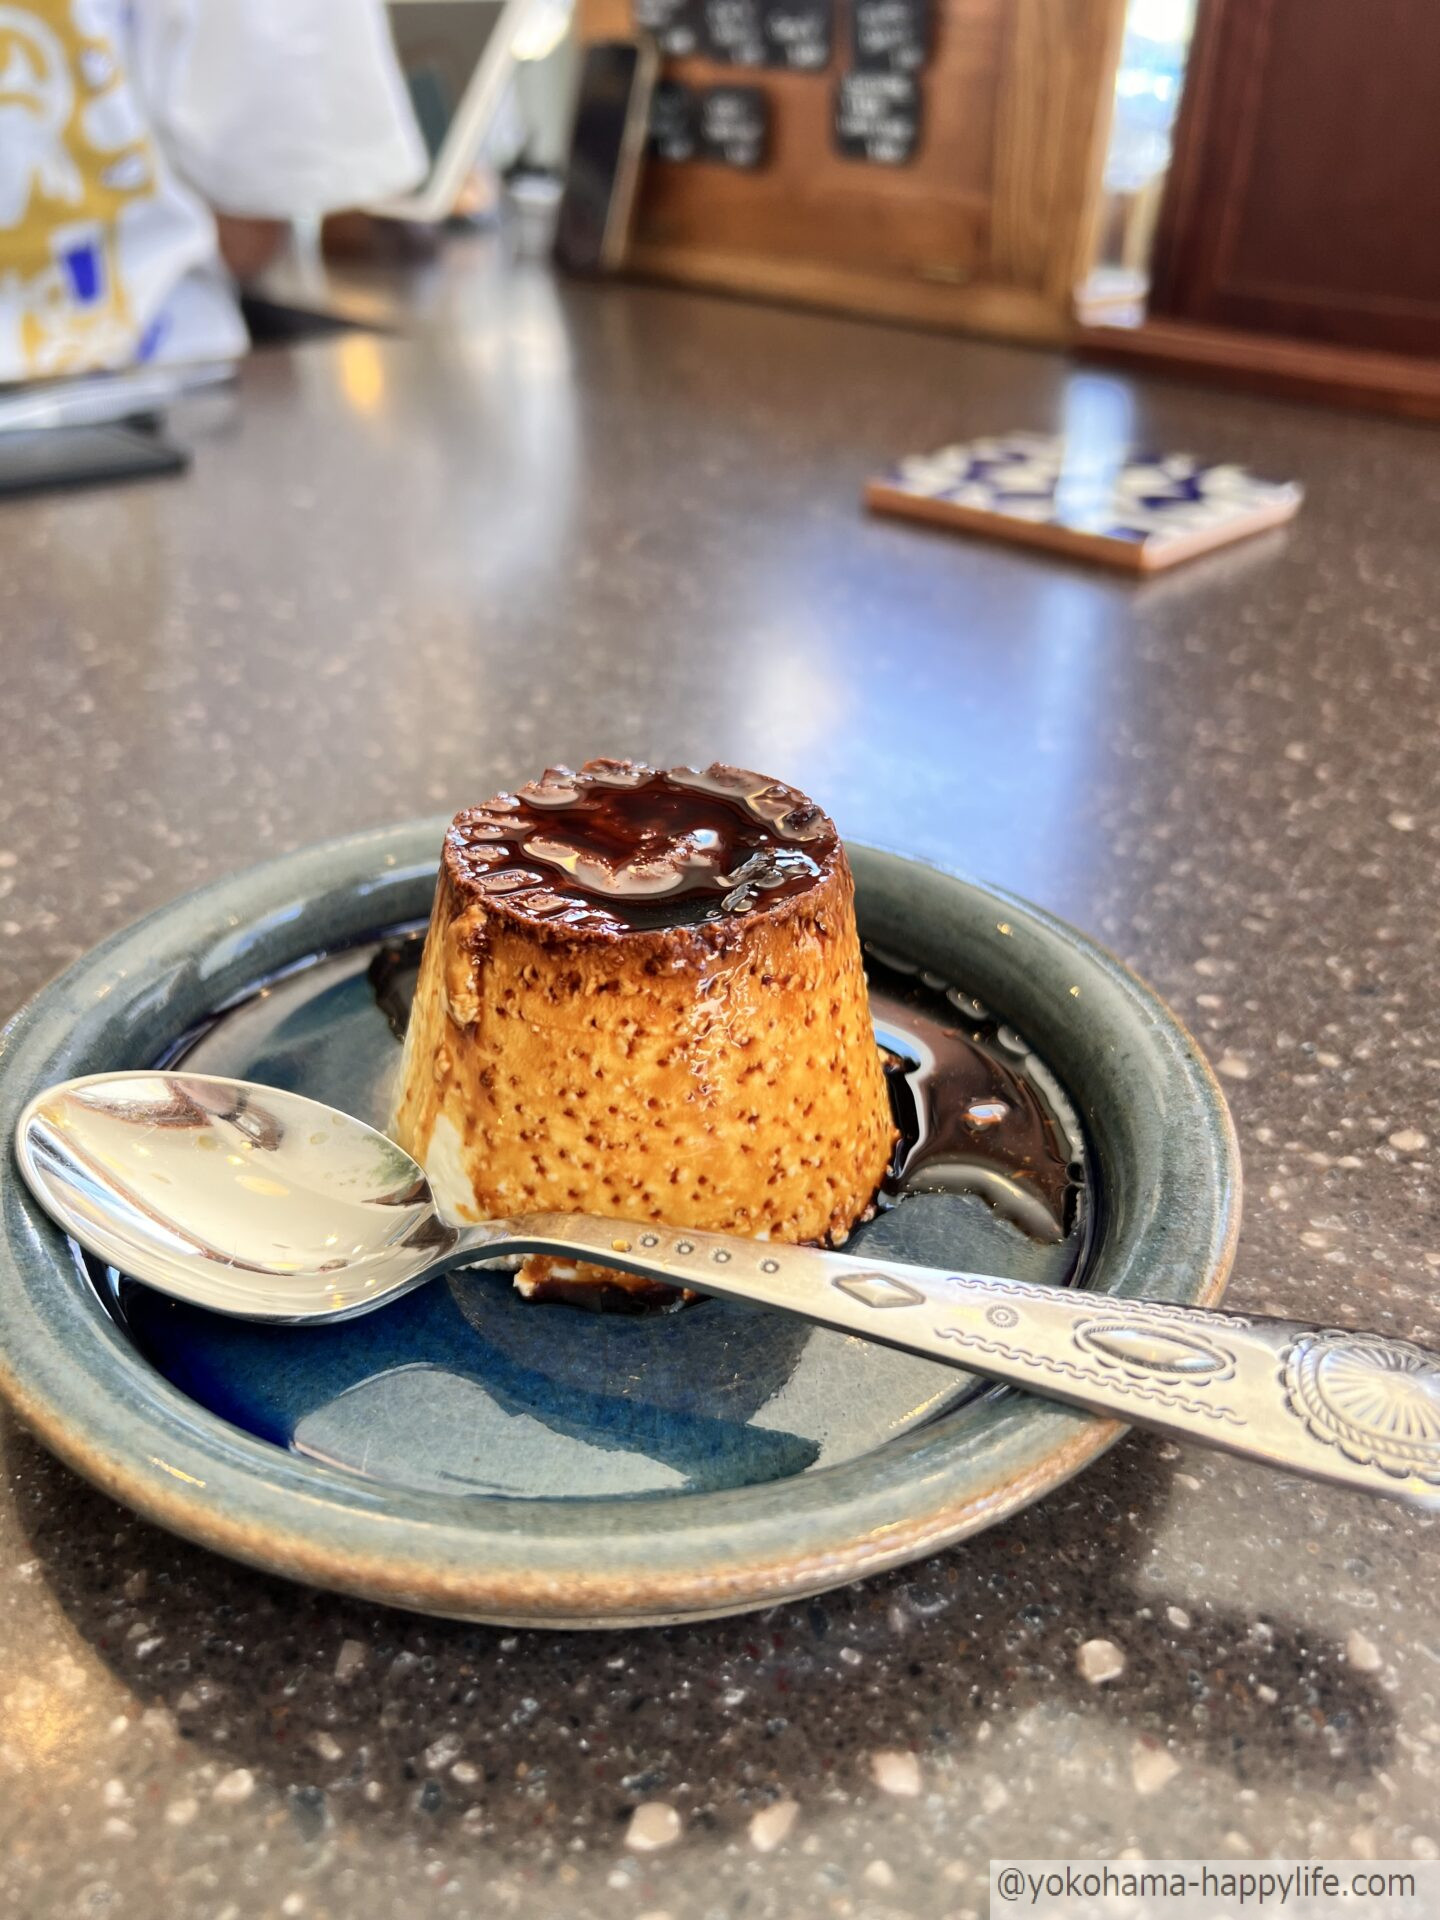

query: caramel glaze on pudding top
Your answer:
[392,759,898,1298]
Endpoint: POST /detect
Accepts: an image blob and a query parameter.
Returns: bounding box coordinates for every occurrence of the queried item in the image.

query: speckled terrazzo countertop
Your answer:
[1,240,1436,1919]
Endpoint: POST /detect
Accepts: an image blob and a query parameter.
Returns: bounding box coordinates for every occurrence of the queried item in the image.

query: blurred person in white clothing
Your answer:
[0,0,425,381]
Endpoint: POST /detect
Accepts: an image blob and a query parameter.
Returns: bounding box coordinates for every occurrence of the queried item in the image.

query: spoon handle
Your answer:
[472,1214,1440,1510]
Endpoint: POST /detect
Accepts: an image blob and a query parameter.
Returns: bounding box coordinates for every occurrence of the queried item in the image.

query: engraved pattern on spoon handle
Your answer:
[475,1214,1440,1511]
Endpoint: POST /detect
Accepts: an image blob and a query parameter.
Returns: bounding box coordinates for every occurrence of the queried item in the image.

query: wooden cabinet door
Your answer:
[1148,0,1440,358]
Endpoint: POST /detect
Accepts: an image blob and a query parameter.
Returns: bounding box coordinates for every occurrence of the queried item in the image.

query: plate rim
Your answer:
[0,823,1241,1627]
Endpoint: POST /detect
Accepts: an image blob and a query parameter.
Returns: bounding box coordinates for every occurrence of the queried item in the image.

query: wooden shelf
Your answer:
[582,0,1126,344]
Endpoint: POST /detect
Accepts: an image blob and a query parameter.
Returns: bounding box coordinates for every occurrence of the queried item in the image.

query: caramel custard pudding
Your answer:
[392,760,897,1298]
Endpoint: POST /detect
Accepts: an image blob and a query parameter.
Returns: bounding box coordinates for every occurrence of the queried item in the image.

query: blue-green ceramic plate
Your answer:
[0,826,1240,1626]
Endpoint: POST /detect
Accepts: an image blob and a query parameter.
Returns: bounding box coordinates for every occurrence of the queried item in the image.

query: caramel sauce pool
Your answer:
[865,949,1087,1247]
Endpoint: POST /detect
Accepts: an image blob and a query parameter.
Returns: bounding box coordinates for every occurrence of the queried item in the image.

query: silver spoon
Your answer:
[15,1071,1440,1511]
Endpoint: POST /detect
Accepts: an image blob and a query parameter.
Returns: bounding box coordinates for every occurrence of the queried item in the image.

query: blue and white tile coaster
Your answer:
[866,431,1302,571]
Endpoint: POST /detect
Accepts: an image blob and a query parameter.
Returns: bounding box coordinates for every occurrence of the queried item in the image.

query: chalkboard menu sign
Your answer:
[834,71,920,163]
[703,0,766,65]
[700,85,770,167]
[633,0,702,56]
[649,80,700,162]
[761,0,832,70]
[852,0,928,72]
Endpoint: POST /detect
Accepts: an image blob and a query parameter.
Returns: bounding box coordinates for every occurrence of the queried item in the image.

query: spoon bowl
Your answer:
[17,1073,460,1319]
